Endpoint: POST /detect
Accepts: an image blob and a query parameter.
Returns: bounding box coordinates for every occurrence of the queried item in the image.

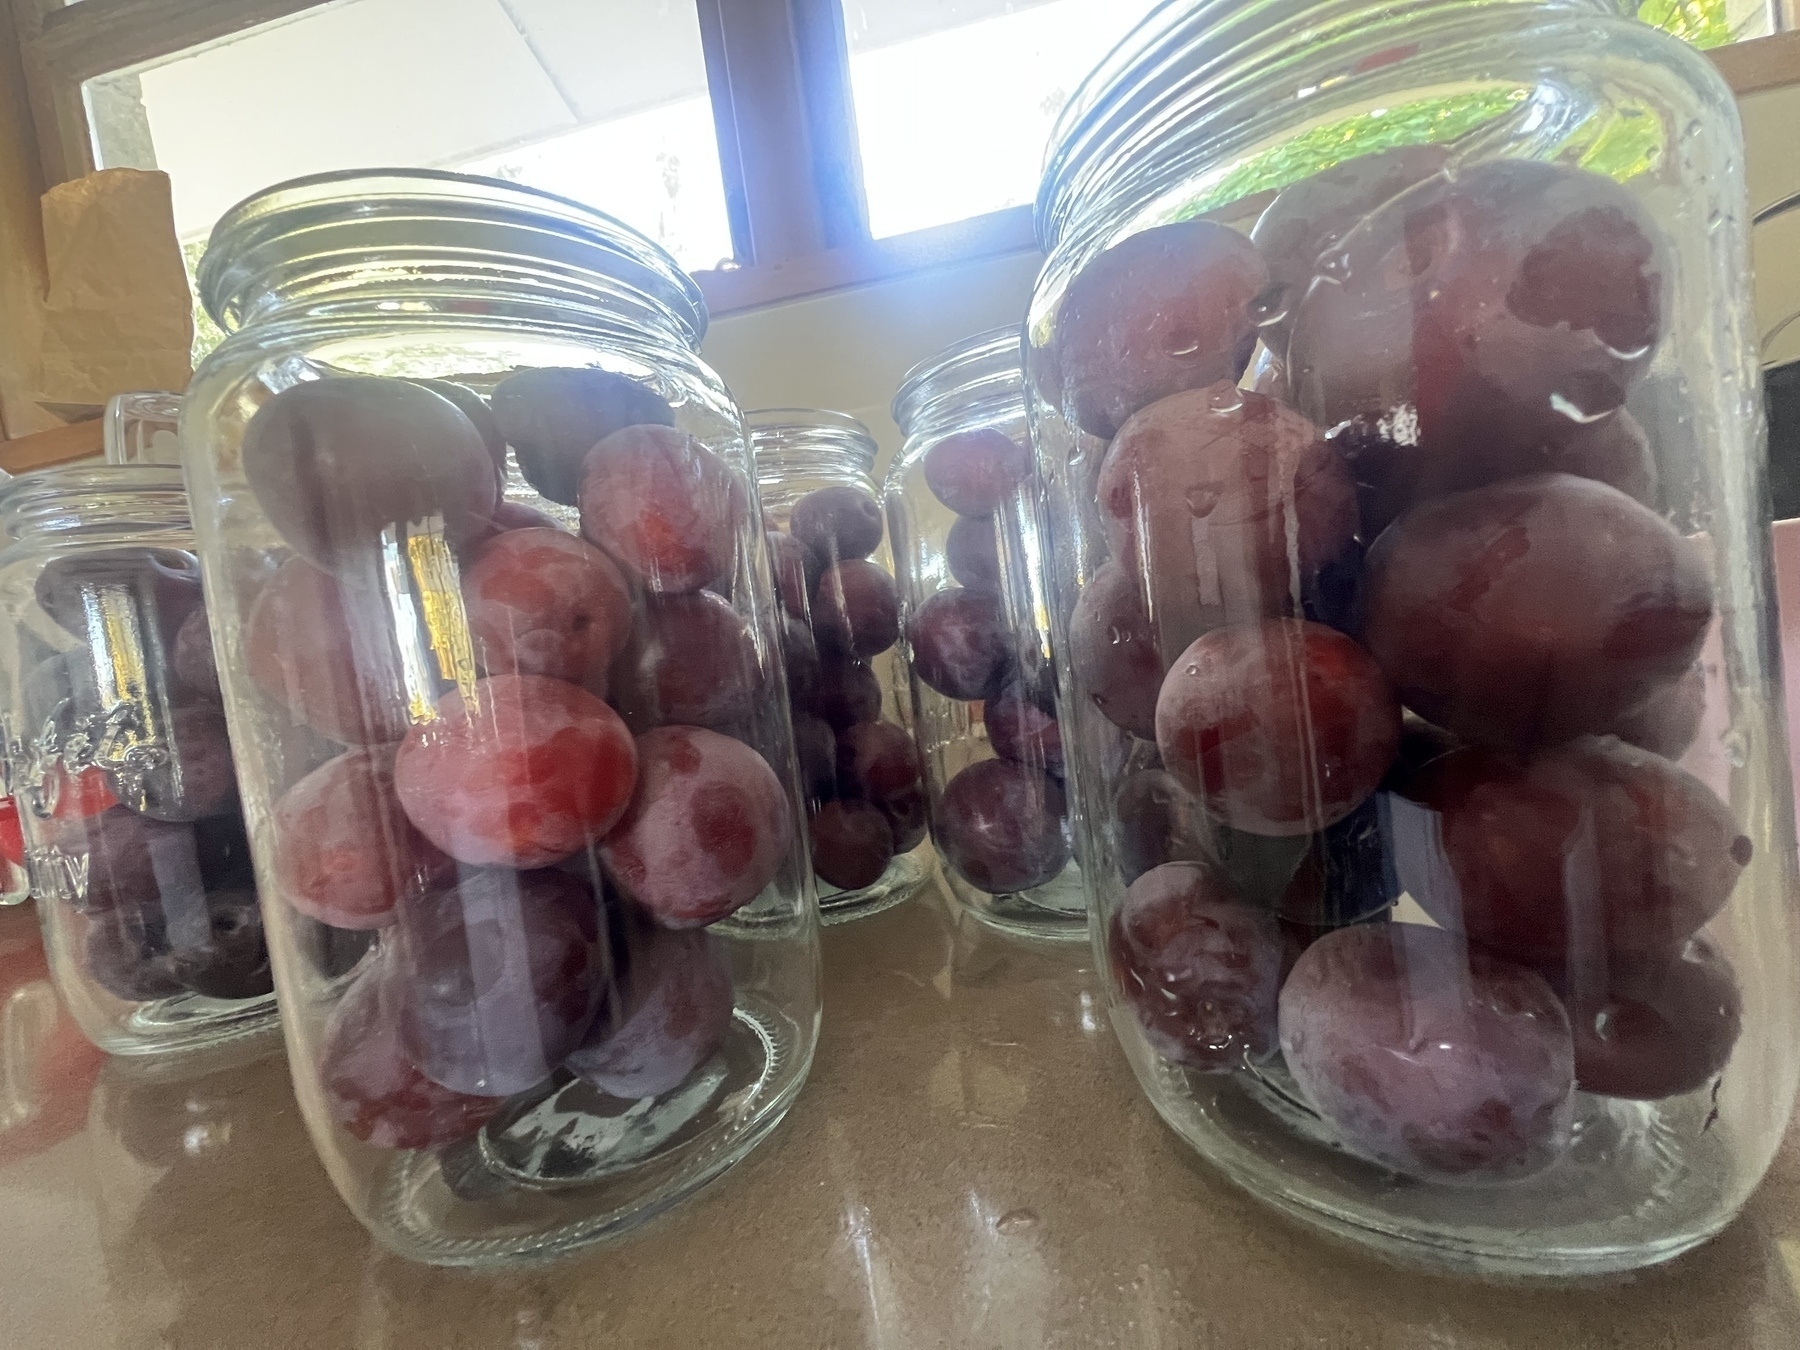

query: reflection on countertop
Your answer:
[1,878,1798,1349]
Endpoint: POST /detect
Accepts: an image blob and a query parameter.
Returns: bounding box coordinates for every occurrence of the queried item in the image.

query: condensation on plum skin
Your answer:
[1555,935,1742,1101]
[1109,862,1283,1072]
[1155,617,1400,838]
[1054,221,1270,439]
[1288,159,1669,463]
[1279,922,1576,1186]
[1069,562,1164,740]
[1096,384,1358,656]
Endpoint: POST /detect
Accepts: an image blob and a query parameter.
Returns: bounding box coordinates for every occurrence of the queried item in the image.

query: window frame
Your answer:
[4,0,1040,318]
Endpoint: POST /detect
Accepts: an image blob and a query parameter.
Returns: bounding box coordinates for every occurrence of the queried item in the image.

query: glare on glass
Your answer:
[838,0,1164,239]
[83,0,735,275]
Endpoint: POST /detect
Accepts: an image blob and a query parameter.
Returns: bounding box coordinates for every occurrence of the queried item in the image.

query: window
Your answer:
[84,0,734,274]
[6,0,1795,325]
[837,0,1164,239]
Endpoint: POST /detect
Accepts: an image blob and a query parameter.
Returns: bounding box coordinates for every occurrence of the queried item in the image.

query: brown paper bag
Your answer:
[32,167,193,416]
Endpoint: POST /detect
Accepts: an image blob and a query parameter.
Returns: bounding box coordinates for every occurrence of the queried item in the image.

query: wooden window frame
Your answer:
[3,0,1037,319]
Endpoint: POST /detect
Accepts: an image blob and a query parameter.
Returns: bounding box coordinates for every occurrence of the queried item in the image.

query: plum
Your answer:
[1109,861,1283,1071]
[1155,618,1400,836]
[599,726,793,928]
[1279,922,1575,1184]
[241,376,497,568]
[394,673,638,868]
[463,527,633,687]
[273,746,455,930]
[578,425,742,594]
[569,912,734,1098]
[1361,473,1713,749]
[936,759,1068,894]
[489,367,675,505]
[1054,221,1269,438]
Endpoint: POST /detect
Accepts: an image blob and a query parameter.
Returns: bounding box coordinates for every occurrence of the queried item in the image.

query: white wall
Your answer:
[702,249,1043,479]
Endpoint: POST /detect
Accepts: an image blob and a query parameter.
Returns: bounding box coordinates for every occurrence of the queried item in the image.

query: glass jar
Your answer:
[178,170,820,1265]
[1027,0,1800,1274]
[0,466,277,1056]
[105,392,184,466]
[749,409,930,923]
[888,328,1084,941]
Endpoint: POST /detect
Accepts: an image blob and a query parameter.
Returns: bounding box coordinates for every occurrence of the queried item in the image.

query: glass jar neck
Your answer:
[1037,0,1624,256]
[198,170,707,351]
[750,411,879,503]
[891,327,1025,447]
[0,466,193,550]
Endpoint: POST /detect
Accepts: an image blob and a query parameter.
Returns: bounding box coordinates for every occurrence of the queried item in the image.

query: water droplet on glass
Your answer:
[995,1208,1040,1234]
[1683,119,1703,140]
[1247,284,1291,328]
[1317,249,1353,282]
[1205,386,1243,416]
[1723,732,1747,767]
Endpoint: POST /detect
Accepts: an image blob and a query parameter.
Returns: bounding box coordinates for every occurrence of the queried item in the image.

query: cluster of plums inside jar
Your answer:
[25,547,271,1005]
[1052,150,1749,1184]
[763,480,922,892]
[237,367,792,1152]
[910,429,1071,896]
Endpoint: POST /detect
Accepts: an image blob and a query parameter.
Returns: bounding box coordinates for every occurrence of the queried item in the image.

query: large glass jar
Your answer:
[888,328,1084,941]
[1027,0,1800,1274]
[178,170,820,1265]
[749,409,929,923]
[0,467,276,1056]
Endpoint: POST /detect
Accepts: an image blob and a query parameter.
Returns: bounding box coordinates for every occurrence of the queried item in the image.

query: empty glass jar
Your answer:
[750,409,929,923]
[178,170,821,1265]
[1027,0,1800,1274]
[888,328,1083,940]
[0,466,275,1056]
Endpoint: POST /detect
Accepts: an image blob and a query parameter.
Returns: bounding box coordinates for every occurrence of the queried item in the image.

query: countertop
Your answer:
[3,872,1799,1350]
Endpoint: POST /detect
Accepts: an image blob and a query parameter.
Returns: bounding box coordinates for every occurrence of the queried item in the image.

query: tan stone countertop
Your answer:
[3,872,1799,1350]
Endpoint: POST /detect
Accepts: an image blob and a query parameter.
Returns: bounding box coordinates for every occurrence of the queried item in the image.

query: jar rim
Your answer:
[0,464,191,545]
[1035,0,1628,252]
[749,408,878,481]
[197,168,708,343]
[891,326,1023,434]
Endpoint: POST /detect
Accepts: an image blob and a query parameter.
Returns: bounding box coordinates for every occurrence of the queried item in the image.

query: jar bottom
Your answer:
[102,991,281,1059]
[819,850,930,925]
[943,862,1089,943]
[368,993,812,1266]
[1126,1029,1742,1278]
